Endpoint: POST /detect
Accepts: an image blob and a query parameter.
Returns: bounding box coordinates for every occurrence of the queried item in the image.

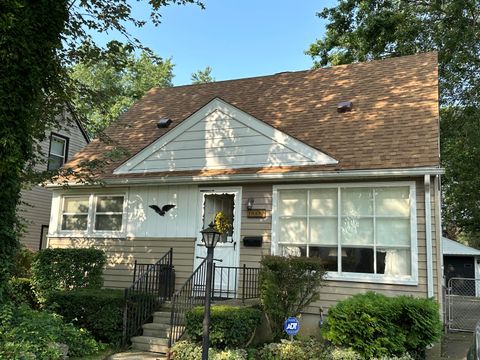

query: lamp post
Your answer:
[199,222,222,360]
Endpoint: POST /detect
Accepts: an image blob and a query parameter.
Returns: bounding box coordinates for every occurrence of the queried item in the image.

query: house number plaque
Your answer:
[247,209,267,218]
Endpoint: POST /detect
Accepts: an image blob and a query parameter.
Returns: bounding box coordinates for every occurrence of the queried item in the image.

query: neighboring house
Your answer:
[19,119,89,250]
[443,237,480,296]
[46,53,443,333]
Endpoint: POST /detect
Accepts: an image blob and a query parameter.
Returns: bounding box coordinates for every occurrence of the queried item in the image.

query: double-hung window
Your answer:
[273,183,417,284]
[59,194,126,234]
[61,196,89,231]
[48,134,68,170]
[94,196,124,231]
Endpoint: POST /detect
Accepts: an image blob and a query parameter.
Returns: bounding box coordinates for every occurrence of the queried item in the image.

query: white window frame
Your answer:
[92,194,127,234]
[272,182,418,285]
[60,195,91,233]
[57,193,127,237]
[48,134,68,170]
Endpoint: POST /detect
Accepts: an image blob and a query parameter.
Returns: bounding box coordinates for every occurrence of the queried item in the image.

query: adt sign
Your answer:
[284,317,300,336]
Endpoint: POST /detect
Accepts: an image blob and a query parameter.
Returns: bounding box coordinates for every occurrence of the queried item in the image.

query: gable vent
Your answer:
[337,101,353,113]
[157,118,172,128]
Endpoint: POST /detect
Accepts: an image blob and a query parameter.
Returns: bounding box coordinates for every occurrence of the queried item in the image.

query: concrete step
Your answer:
[153,311,171,323]
[161,301,172,310]
[131,336,169,354]
[142,323,171,338]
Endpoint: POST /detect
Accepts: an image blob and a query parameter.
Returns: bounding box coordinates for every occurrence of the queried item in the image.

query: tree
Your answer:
[0,0,203,295]
[1,0,69,297]
[191,66,215,84]
[307,0,480,245]
[70,50,174,137]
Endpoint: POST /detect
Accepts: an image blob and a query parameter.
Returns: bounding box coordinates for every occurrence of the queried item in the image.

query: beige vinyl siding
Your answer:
[48,237,195,290]
[19,121,88,251]
[239,185,272,267]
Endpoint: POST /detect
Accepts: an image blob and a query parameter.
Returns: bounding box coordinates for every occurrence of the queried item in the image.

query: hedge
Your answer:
[32,248,106,299]
[0,304,102,359]
[6,277,38,309]
[324,292,442,358]
[46,288,125,344]
[185,305,262,349]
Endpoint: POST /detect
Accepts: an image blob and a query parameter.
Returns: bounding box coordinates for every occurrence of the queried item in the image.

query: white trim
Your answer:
[113,98,337,174]
[48,167,445,188]
[194,186,242,273]
[425,175,434,297]
[52,191,128,238]
[272,181,418,285]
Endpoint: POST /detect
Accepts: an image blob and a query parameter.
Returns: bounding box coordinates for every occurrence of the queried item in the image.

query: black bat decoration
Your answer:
[149,204,176,216]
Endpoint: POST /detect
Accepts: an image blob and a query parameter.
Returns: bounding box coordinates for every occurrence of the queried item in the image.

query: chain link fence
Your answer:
[447,277,480,332]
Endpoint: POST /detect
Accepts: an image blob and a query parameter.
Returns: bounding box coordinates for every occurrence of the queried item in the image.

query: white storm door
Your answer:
[194,187,242,298]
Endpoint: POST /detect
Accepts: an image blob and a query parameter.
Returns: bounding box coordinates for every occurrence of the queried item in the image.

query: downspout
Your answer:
[425,175,434,298]
[434,175,444,315]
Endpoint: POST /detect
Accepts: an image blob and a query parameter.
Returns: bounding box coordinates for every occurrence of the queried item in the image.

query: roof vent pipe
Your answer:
[157,118,172,128]
[337,101,353,113]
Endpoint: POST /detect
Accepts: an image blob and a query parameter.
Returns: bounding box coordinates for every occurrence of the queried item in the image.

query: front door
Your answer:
[194,187,242,298]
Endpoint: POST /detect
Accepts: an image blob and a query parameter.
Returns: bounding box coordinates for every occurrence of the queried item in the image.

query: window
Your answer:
[274,183,416,283]
[94,196,124,231]
[61,196,89,231]
[48,134,68,170]
[59,194,125,234]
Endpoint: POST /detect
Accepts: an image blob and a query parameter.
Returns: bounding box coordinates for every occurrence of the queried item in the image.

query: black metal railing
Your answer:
[132,260,152,281]
[211,264,260,301]
[169,259,208,347]
[122,248,174,345]
[168,262,260,347]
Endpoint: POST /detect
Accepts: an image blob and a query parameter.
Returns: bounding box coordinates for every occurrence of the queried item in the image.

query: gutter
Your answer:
[47,167,445,188]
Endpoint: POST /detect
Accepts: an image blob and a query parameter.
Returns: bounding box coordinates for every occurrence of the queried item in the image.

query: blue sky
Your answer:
[95,0,337,86]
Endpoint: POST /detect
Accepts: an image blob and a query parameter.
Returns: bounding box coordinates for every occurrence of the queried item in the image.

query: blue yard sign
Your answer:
[284,317,300,337]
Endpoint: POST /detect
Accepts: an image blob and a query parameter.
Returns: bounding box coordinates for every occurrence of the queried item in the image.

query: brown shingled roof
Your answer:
[65,52,440,182]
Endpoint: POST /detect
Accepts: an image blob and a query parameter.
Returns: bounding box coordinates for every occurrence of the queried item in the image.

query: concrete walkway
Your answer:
[106,351,166,360]
[427,332,472,360]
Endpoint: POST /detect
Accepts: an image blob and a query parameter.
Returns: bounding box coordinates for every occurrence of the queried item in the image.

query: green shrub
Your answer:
[324,292,442,359]
[185,305,262,349]
[257,339,329,360]
[32,248,106,299]
[0,304,102,359]
[46,288,125,344]
[7,277,38,308]
[259,255,325,340]
[171,341,248,360]
[13,246,35,278]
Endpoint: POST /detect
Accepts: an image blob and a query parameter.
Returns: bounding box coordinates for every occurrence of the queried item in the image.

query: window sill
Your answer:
[324,272,418,286]
[49,232,127,239]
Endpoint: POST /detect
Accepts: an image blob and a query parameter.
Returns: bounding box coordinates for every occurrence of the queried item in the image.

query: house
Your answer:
[46,52,442,335]
[443,237,480,296]
[19,118,89,250]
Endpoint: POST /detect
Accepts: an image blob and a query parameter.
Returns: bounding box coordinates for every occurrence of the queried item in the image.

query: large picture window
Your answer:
[59,194,125,234]
[273,183,417,284]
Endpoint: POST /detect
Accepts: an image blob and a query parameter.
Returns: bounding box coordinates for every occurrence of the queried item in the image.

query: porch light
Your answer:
[247,198,254,210]
[200,222,222,248]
